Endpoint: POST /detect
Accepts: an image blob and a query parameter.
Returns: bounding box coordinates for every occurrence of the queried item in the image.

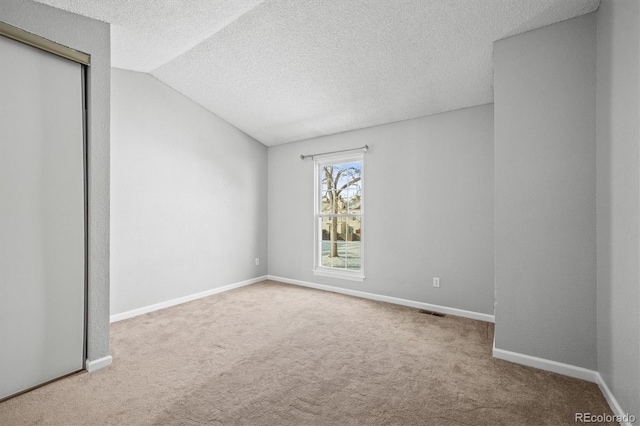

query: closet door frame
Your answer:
[0,21,90,401]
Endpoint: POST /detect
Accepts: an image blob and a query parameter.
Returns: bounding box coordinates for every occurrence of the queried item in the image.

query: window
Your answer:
[313,154,364,281]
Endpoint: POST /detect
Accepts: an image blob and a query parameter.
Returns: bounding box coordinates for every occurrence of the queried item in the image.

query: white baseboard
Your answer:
[110,275,267,323]
[492,343,635,425]
[492,343,636,424]
[85,355,112,372]
[596,373,636,426]
[267,275,495,323]
[492,341,598,382]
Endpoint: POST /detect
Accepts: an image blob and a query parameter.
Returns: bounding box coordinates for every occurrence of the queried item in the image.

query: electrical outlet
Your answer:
[433,277,440,288]
[255,258,260,266]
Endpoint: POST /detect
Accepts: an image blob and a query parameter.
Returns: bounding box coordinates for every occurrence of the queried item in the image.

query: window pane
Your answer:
[345,217,361,241]
[320,217,331,241]
[330,242,347,268]
[348,192,361,215]
[334,162,361,189]
[321,190,332,214]
[345,243,361,270]
[321,241,331,267]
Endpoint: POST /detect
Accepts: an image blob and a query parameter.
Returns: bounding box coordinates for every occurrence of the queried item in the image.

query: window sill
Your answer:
[313,268,365,282]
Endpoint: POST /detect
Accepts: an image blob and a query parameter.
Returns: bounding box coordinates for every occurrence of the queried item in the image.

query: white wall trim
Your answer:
[85,355,112,372]
[492,343,634,424]
[492,342,598,383]
[110,276,267,323]
[313,268,365,282]
[267,275,495,323]
[596,373,636,426]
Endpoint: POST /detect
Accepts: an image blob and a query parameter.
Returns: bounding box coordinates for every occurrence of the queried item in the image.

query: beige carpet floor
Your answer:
[0,280,614,425]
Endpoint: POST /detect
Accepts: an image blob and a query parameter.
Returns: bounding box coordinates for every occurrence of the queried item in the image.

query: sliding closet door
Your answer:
[0,35,85,399]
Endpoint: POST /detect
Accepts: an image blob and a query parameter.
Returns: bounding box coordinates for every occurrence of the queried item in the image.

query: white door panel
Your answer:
[0,35,85,399]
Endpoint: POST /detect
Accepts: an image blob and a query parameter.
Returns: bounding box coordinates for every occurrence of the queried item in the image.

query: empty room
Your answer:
[0,0,638,424]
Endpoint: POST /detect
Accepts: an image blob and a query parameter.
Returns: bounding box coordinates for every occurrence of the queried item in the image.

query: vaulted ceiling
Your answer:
[36,0,600,146]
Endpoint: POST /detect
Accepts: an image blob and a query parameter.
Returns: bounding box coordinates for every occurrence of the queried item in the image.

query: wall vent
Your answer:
[418,309,445,317]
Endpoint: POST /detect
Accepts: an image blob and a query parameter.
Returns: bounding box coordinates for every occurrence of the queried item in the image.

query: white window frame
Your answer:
[313,153,365,282]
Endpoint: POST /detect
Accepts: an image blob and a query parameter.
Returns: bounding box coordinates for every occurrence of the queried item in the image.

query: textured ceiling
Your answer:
[36,0,600,146]
[34,0,266,72]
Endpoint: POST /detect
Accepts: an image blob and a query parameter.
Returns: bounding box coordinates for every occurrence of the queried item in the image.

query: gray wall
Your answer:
[0,0,111,362]
[596,0,640,417]
[110,69,268,315]
[268,104,494,315]
[494,13,597,369]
